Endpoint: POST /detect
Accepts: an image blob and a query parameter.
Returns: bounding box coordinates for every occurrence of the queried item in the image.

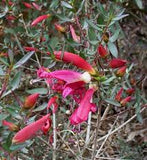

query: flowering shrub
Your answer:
[0,0,146,159]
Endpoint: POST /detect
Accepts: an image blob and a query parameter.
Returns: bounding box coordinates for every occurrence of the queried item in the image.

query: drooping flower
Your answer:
[47,96,58,113]
[54,23,65,32]
[120,96,131,106]
[115,88,123,102]
[97,44,108,58]
[126,88,135,95]
[69,25,80,43]
[2,120,19,131]
[23,93,39,109]
[42,119,52,135]
[69,87,97,125]
[31,14,51,26]
[12,114,51,144]
[116,66,127,77]
[24,47,37,52]
[47,51,96,75]
[109,59,127,68]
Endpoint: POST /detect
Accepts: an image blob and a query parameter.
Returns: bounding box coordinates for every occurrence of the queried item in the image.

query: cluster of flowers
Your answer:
[2,14,132,145]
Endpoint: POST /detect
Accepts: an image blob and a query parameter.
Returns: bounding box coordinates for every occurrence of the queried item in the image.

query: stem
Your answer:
[91,104,102,160]
[85,111,92,145]
[53,105,57,160]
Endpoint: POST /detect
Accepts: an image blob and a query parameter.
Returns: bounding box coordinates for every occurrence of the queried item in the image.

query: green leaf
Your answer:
[10,142,31,151]
[88,27,97,41]
[86,19,102,31]
[33,103,47,112]
[105,99,121,106]
[102,76,116,85]
[61,1,73,9]
[0,114,8,121]
[50,0,59,9]
[109,29,120,42]
[2,133,13,152]
[0,6,8,18]
[8,49,14,64]
[10,72,22,90]
[108,42,118,58]
[26,88,48,95]
[13,51,34,69]
[135,0,143,9]
[0,66,5,75]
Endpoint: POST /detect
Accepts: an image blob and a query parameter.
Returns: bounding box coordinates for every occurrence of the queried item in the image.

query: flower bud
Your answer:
[116,66,127,77]
[115,88,123,102]
[109,59,127,68]
[97,44,108,58]
[120,96,131,106]
[2,120,19,131]
[23,93,39,109]
[54,23,65,32]
[126,88,135,95]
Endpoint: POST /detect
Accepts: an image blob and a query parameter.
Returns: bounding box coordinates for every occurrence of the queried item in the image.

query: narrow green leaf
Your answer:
[135,0,143,9]
[110,29,120,42]
[108,42,118,58]
[13,51,34,69]
[26,88,48,95]
[10,72,22,89]
[61,1,73,9]
[105,99,121,106]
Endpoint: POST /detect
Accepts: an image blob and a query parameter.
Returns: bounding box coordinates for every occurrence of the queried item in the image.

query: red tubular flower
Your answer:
[47,51,96,75]
[42,119,52,135]
[2,120,19,131]
[116,66,127,77]
[97,44,108,58]
[69,88,97,125]
[31,14,51,26]
[23,93,39,109]
[115,88,123,102]
[12,114,51,143]
[69,25,80,43]
[32,2,41,10]
[6,15,16,21]
[54,23,65,32]
[47,96,58,113]
[126,88,135,95]
[24,47,37,52]
[109,59,127,68]
[23,2,33,9]
[120,96,131,106]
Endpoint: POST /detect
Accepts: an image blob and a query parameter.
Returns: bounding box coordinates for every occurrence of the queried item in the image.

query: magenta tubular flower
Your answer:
[97,44,108,58]
[120,96,132,106]
[38,68,91,84]
[2,120,19,131]
[116,66,127,77]
[69,88,97,125]
[115,88,123,102]
[70,25,80,43]
[109,59,127,68]
[38,68,91,98]
[12,114,50,144]
[31,14,51,26]
[47,51,96,75]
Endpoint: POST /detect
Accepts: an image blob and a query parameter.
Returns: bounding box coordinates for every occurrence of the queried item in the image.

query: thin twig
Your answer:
[95,107,146,145]
[53,105,57,160]
[85,111,92,145]
[95,116,118,157]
